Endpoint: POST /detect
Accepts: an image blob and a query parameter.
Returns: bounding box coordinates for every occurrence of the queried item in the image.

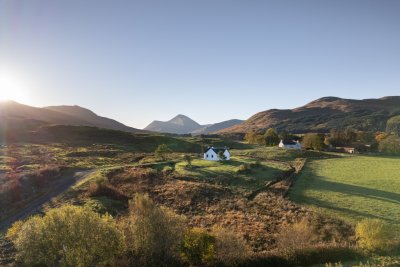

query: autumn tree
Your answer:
[121,194,185,265]
[378,134,400,154]
[386,115,400,136]
[180,228,216,266]
[7,205,124,267]
[264,128,280,146]
[355,219,397,253]
[244,129,257,144]
[302,133,325,150]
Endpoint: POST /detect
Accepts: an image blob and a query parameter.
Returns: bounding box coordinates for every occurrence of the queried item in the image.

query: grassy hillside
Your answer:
[219,96,400,133]
[290,155,400,223]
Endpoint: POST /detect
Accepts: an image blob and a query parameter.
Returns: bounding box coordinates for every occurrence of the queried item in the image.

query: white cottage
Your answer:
[203,147,231,161]
[278,140,302,150]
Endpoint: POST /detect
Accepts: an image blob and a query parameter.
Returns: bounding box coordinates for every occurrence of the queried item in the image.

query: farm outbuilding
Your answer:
[203,147,230,161]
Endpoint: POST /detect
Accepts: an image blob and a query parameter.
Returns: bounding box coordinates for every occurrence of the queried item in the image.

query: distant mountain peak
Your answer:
[144,115,243,135]
[169,114,200,126]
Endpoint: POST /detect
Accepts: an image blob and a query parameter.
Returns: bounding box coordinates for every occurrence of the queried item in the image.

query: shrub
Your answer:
[212,226,251,266]
[162,165,174,175]
[7,205,124,267]
[276,219,318,257]
[237,164,250,173]
[180,228,216,266]
[355,219,396,253]
[121,194,185,266]
[249,161,261,168]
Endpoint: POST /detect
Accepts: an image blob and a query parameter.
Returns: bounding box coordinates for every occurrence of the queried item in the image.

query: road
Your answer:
[0,169,95,232]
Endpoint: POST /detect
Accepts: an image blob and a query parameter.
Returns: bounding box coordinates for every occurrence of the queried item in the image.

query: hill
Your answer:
[0,101,140,133]
[191,119,244,135]
[144,115,243,134]
[218,96,400,133]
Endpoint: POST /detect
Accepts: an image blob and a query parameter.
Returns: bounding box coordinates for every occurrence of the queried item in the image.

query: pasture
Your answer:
[290,155,400,224]
[174,155,292,191]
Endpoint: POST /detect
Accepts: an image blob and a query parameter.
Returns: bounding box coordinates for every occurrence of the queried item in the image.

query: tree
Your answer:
[264,128,280,146]
[121,194,185,265]
[378,134,400,154]
[155,144,172,161]
[244,129,257,144]
[180,228,216,266]
[386,115,400,136]
[7,205,124,267]
[184,155,192,168]
[302,133,325,150]
[218,151,227,160]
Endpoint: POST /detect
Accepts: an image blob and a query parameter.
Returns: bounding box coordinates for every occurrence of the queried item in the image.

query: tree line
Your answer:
[243,121,400,154]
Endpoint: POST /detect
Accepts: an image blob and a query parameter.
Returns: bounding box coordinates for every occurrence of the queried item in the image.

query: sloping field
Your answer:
[290,155,400,223]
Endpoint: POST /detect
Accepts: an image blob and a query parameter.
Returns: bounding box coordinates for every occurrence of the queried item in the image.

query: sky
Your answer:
[0,0,399,128]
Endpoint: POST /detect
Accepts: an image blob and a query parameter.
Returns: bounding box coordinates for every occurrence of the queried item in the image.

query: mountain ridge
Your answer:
[218,96,400,134]
[0,101,140,133]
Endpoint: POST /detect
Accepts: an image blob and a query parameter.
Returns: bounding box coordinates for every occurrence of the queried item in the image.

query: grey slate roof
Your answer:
[204,147,229,154]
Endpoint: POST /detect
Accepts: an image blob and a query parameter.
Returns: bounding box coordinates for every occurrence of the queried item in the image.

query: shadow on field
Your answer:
[309,178,400,205]
[301,196,399,223]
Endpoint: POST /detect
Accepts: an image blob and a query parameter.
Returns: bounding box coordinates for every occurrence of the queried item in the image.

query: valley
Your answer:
[1,97,400,266]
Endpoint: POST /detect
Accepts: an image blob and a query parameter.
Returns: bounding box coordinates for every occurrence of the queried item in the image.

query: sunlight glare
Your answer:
[0,73,29,103]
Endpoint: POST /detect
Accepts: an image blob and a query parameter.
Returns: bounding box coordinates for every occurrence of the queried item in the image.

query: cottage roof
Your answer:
[204,147,229,154]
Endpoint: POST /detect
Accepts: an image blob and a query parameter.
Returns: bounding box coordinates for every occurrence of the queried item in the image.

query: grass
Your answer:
[174,155,291,191]
[290,154,400,224]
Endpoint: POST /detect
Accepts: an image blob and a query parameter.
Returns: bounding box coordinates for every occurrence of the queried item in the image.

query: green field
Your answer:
[290,155,400,223]
[175,155,291,191]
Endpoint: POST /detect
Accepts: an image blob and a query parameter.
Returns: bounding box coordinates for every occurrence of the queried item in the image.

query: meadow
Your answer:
[290,154,400,224]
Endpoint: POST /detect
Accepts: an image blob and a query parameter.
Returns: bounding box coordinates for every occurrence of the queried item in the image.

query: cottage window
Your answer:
[211,155,214,158]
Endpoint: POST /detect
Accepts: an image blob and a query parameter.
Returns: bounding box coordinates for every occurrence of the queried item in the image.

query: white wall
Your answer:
[204,149,231,161]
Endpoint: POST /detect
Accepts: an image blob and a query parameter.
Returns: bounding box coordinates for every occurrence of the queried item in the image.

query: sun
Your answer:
[0,73,29,103]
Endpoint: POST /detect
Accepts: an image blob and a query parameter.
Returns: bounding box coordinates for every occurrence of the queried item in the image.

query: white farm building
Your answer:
[278,140,302,150]
[203,147,231,161]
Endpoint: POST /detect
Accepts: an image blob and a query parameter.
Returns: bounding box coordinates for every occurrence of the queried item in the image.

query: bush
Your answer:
[121,194,185,266]
[180,228,216,266]
[212,226,251,266]
[237,164,250,173]
[276,219,318,257]
[7,205,124,267]
[355,219,397,253]
[249,161,261,168]
[162,165,174,175]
